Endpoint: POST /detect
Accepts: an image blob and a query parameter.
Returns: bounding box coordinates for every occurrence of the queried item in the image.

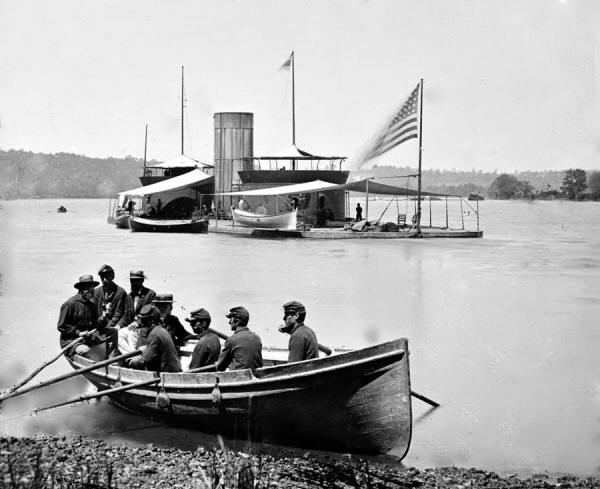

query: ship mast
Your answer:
[181,66,185,155]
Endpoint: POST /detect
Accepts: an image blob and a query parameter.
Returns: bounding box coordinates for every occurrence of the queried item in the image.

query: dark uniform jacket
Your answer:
[57,294,99,346]
[288,323,319,363]
[93,283,127,329]
[119,286,156,328]
[216,327,263,371]
[163,314,194,347]
[130,324,182,373]
[189,330,221,369]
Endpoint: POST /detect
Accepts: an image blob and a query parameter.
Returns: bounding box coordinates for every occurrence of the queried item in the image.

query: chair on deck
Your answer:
[397,214,407,228]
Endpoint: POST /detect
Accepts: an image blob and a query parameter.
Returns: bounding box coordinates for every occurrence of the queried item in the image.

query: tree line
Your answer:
[0,149,151,199]
[1,149,598,200]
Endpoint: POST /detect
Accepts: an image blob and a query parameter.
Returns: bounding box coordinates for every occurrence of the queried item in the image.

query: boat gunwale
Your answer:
[70,340,407,390]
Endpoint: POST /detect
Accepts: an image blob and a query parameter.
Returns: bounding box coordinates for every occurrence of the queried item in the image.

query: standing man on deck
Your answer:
[94,264,126,330]
[126,305,182,372]
[216,306,263,371]
[186,308,221,370]
[57,275,118,357]
[153,293,194,347]
[355,203,363,221]
[278,301,319,363]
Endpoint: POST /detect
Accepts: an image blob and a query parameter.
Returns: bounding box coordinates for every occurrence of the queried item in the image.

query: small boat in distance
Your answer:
[66,337,412,455]
[231,207,297,230]
[129,216,208,233]
[57,205,67,213]
[468,193,485,201]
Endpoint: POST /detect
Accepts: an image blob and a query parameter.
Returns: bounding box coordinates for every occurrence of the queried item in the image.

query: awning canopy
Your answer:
[119,169,214,198]
[345,179,449,197]
[254,144,346,160]
[217,178,452,197]
[218,179,343,196]
[148,154,213,169]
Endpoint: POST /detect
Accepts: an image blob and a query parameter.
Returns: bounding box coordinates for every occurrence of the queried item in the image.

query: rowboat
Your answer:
[129,216,208,233]
[115,212,130,229]
[66,338,412,455]
[231,207,297,230]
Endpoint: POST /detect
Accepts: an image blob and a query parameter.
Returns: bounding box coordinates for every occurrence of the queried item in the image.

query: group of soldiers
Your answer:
[57,264,320,373]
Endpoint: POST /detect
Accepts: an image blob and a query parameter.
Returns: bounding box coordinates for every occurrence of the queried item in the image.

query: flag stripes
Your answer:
[364,84,420,161]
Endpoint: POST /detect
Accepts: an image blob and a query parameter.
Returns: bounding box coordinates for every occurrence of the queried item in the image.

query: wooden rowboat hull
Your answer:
[68,338,412,456]
[115,214,130,229]
[129,216,208,233]
[232,207,297,230]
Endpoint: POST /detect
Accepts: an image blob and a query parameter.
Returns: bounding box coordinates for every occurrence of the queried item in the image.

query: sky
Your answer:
[1,0,599,172]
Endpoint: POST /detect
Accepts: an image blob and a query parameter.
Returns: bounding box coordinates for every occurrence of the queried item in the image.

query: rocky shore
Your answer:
[1,436,599,489]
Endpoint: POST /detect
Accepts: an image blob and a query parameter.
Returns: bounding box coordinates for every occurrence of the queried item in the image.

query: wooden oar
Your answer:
[1,331,99,396]
[32,377,161,414]
[0,349,143,404]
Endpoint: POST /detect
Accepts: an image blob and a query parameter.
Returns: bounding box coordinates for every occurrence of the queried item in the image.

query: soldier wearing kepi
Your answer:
[126,305,182,373]
[152,294,194,347]
[186,308,221,370]
[119,270,156,328]
[57,275,118,357]
[216,306,263,371]
[94,264,127,330]
[279,301,319,363]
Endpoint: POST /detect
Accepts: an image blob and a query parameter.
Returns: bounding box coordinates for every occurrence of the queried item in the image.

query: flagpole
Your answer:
[181,65,185,155]
[291,51,295,147]
[416,78,424,237]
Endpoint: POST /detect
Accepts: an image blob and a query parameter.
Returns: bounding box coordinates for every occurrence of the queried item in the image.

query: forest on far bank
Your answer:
[0,148,592,200]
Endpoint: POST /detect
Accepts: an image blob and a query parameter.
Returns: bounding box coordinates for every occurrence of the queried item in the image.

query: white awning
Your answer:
[119,169,213,198]
[148,154,213,169]
[217,179,344,196]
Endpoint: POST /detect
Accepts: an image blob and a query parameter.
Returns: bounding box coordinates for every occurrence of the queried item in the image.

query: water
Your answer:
[1,198,599,477]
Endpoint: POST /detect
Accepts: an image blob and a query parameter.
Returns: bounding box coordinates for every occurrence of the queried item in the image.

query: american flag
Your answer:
[363,83,420,161]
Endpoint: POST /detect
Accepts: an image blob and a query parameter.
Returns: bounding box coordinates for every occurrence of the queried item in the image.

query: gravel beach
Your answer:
[1,436,599,489]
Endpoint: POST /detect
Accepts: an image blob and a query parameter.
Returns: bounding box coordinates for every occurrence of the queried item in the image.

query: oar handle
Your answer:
[0,349,143,403]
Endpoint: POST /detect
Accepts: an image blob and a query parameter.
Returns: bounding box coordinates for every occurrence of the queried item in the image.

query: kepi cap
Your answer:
[153,293,174,303]
[74,275,99,289]
[98,264,114,276]
[138,304,160,319]
[226,306,249,321]
[186,307,211,322]
[283,300,306,314]
[129,270,146,280]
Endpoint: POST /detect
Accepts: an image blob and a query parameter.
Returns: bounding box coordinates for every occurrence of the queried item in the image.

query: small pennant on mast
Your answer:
[279,53,293,71]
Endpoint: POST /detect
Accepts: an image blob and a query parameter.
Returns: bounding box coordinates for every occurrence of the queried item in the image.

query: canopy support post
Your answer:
[445,196,448,229]
[460,198,465,230]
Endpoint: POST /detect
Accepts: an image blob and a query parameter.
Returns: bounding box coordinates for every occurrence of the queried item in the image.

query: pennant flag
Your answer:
[279,52,293,71]
[362,84,420,161]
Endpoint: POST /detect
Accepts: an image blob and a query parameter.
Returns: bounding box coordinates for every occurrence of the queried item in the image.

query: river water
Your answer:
[0,198,599,477]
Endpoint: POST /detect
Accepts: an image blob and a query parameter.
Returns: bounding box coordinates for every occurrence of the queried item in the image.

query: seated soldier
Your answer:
[216,306,263,371]
[186,308,221,370]
[153,294,194,347]
[57,275,119,358]
[126,305,182,373]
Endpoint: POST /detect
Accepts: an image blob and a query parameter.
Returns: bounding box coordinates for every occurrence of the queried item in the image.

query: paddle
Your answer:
[0,333,94,396]
[0,349,143,404]
[207,327,333,356]
[31,377,161,414]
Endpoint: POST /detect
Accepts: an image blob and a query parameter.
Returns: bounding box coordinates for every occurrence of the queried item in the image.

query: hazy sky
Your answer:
[1,0,599,172]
